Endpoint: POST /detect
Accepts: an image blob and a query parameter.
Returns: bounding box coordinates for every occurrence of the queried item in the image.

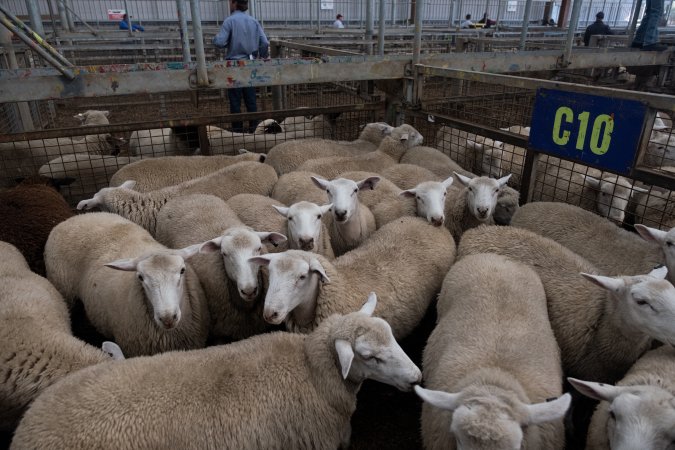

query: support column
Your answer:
[63,0,74,30]
[25,0,45,37]
[176,0,191,63]
[190,0,209,87]
[0,26,34,131]
[627,0,642,42]
[56,0,70,32]
[366,0,374,55]
[378,0,385,55]
[519,0,534,50]
[563,0,583,64]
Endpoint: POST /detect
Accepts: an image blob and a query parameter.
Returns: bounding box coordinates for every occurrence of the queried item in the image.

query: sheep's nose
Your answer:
[264,311,280,324]
[160,313,179,329]
[334,210,347,221]
[477,207,488,218]
[431,216,444,227]
[299,237,314,250]
[240,287,257,300]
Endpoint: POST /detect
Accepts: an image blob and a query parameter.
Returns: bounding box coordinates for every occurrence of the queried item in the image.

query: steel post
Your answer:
[176,0,191,63]
[0,26,34,131]
[378,0,386,55]
[563,0,583,64]
[584,0,593,28]
[63,0,74,31]
[366,0,374,55]
[519,0,534,50]
[56,0,69,31]
[628,0,642,41]
[56,0,98,36]
[448,0,455,28]
[496,0,503,27]
[412,0,423,65]
[25,0,45,37]
[46,0,58,37]
[189,0,209,87]
[316,0,320,32]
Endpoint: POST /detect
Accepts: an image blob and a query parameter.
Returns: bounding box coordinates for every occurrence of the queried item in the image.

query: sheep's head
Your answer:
[416,386,571,450]
[400,176,454,227]
[635,225,675,284]
[569,378,675,450]
[200,227,286,303]
[74,110,110,126]
[494,186,520,226]
[580,174,647,223]
[455,172,511,222]
[311,176,379,223]
[76,180,136,211]
[333,293,422,391]
[389,124,424,149]
[273,201,332,252]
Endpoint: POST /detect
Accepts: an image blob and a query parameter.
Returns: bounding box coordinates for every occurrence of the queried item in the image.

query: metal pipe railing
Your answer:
[564,0,584,63]
[57,0,98,36]
[189,0,209,87]
[519,0,534,50]
[412,0,424,65]
[377,0,385,55]
[25,0,45,37]
[176,0,191,64]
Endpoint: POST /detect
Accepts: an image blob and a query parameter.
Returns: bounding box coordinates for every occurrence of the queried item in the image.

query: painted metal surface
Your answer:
[529,88,647,175]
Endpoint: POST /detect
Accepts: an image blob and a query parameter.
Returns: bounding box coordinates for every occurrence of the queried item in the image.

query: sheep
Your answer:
[0,241,119,431]
[338,170,404,210]
[634,224,675,286]
[265,122,394,175]
[278,114,334,138]
[0,177,74,276]
[416,253,569,450]
[435,125,487,174]
[630,187,675,230]
[296,124,424,179]
[644,130,675,168]
[155,194,285,342]
[533,155,647,222]
[380,163,440,189]
[77,161,278,235]
[458,225,675,383]
[73,109,111,126]
[44,212,210,357]
[109,150,266,192]
[11,294,422,450]
[126,127,199,157]
[511,202,666,279]
[227,193,334,258]
[569,345,675,450]
[250,216,456,339]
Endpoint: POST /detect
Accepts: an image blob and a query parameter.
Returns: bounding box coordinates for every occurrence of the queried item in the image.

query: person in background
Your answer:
[119,13,145,32]
[631,0,668,51]
[333,14,345,29]
[213,0,270,133]
[460,14,475,29]
[478,12,496,28]
[583,11,611,46]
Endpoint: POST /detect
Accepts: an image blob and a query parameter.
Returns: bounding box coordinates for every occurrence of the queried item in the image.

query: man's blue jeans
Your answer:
[633,0,663,46]
[228,87,258,133]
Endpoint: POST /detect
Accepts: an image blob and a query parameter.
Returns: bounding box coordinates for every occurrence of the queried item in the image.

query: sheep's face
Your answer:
[390,124,424,149]
[456,173,511,222]
[569,379,675,450]
[582,268,675,346]
[250,252,328,325]
[312,176,379,223]
[481,144,504,179]
[202,227,286,303]
[635,226,675,283]
[583,175,646,223]
[494,188,520,226]
[400,177,453,227]
[274,201,332,252]
[646,132,675,167]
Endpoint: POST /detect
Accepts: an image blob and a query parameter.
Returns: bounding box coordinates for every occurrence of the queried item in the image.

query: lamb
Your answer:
[435,125,487,174]
[643,129,675,168]
[278,113,334,138]
[380,163,440,189]
[458,225,675,383]
[73,110,111,126]
[533,155,647,222]
[0,241,119,431]
[155,194,285,341]
[416,253,569,450]
[250,216,456,339]
[569,345,675,450]
[338,170,404,210]
[0,177,74,276]
[468,125,531,188]
[44,212,210,357]
[630,187,675,230]
[227,193,334,258]
[511,202,666,279]
[127,127,198,157]
[296,124,424,179]
[109,150,266,192]
[10,294,421,450]
[265,122,394,175]
[633,224,675,286]
[77,161,278,235]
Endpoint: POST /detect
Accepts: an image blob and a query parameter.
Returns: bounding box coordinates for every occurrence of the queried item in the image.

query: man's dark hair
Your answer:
[233,0,249,12]
[465,14,471,19]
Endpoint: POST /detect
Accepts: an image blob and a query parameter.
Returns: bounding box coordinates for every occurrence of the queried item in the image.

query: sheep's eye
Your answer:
[667,241,673,247]
[443,192,447,197]
[326,189,330,193]
[353,188,358,193]
[636,299,649,306]
[601,192,608,196]
[257,246,262,252]
[317,214,322,219]
[288,217,293,221]
[494,188,499,193]
[137,274,144,281]
[299,274,307,280]
[609,410,616,420]
[416,195,421,200]
[180,267,186,275]
[468,186,473,192]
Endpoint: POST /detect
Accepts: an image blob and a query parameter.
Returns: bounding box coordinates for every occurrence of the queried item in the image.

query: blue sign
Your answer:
[529,88,647,175]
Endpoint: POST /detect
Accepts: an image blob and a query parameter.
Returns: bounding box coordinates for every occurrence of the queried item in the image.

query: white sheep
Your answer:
[77,161,278,235]
[533,155,647,222]
[435,125,487,174]
[644,130,675,168]
[416,253,569,450]
[278,114,334,138]
[511,202,667,280]
[380,163,440,189]
[630,187,675,230]
[250,216,456,339]
[0,241,119,431]
[109,150,266,192]
[11,294,421,450]
[458,225,675,383]
[127,127,198,157]
[569,345,675,450]
[44,212,210,357]
[73,109,111,126]
[296,124,424,179]
[634,224,675,286]
[467,125,531,189]
[265,122,394,175]
[227,193,334,258]
[155,194,285,342]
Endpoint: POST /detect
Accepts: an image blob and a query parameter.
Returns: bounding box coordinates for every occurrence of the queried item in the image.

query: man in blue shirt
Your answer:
[119,14,145,32]
[213,0,270,133]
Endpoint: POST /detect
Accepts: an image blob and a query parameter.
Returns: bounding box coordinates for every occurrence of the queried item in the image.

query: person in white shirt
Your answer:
[460,14,475,29]
[333,14,345,29]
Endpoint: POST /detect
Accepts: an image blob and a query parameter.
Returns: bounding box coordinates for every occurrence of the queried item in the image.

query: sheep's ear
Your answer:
[648,265,668,279]
[359,292,377,316]
[258,154,267,163]
[76,196,101,210]
[104,258,138,271]
[311,176,330,191]
[581,175,601,189]
[272,205,290,217]
[632,185,649,194]
[357,176,380,191]
[199,237,222,254]
[176,243,203,260]
[320,203,333,215]
[119,180,136,190]
[74,113,86,123]
[454,172,472,187]
[525,394,571,425]
[466,139,483,151]
[309,258,330,283]
[497,174,512,187]
[442,176,454,188]
[580,273,625,292]
[102,341,125,360]
[257,232,287,247]
[238,148,249,154]
[635,224,667,244]
[102,110,110,117]
[400,189,416,198]
[567,378,622,402]
[249,255,272,266]
[399,133,409,142]
[335,339,354,379]
[414,386,462,411]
